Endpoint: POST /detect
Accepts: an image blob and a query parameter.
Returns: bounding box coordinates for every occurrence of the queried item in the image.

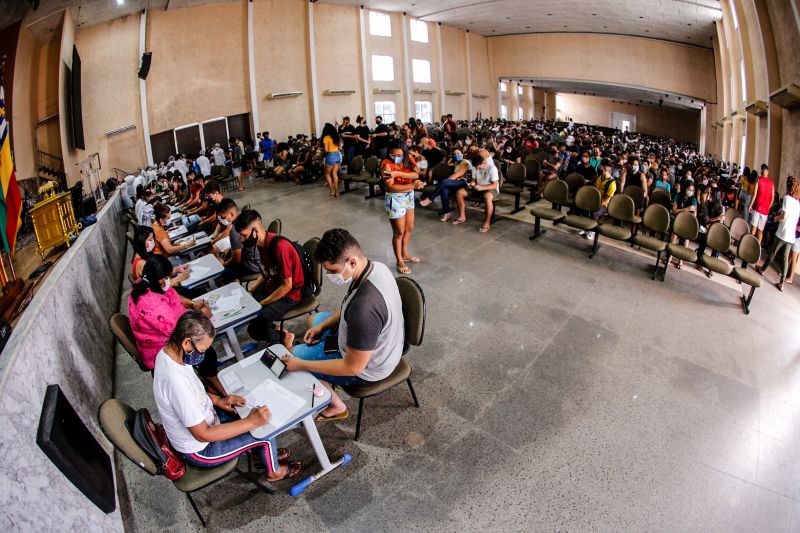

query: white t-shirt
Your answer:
[465,157,500,191]
[211,147,226,166]
[776,195,800,244]
[197,155,211,177]
[152,349,219,454]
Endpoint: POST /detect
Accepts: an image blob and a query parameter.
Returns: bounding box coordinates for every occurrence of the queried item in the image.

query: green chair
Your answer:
[364,156,382,199]
[278,238,322,329]
[732,233,762,314]
[623,185,645,216]
[342,155,364,193]
[633,204,671,280]
[662,211,699,282]
[590,194,637,258]
[500,162,526,214]
[109,313,149,372]
[650,188,673,210]
[562,185,601,235]
[529,179,569,240]
[267,218,282,235]
[726,216,750,263]
[524,159,541,204]
[697,223,733,276]
[723,207,742,228]
[564,173,587,205]
[98,399,272,527]
[341,276,424,440]
[423,162,452,198]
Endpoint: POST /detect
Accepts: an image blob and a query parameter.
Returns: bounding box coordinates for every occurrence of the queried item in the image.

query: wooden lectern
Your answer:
[28,192,80,259]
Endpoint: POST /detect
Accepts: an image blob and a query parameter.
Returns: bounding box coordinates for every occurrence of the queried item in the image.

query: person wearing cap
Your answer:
[211,143,226,166]
[196,150,211,177]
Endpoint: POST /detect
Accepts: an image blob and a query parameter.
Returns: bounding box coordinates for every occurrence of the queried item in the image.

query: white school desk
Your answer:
[193,282,261,362]
[180,254,224,290]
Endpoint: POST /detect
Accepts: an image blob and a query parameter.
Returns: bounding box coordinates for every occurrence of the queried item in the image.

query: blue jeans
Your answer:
[293,312,370,387]
[181,408,279,474]
[430,178,467,215]
[344,145,356,167]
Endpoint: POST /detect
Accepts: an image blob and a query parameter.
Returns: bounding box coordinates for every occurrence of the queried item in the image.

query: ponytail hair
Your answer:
[130,254,173,303]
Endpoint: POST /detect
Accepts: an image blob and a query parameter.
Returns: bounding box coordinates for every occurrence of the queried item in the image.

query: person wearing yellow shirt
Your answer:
[321,123,342,198]
[581,160,617,241]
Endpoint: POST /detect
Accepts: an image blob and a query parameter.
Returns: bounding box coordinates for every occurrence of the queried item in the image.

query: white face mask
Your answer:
[325,262,352,286]
[161,278,171,291]
[218,216,231,227]
[145,239,155,253]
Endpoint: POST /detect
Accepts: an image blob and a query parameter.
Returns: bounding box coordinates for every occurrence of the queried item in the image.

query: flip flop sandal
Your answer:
[396,264,411,274]
[404,256,421,263]
[452,218,466,225]
[278,448,291,462]
[776,282,785,292]
[282,460,304,479]
[479,226,490,233]
[440,213,451,222]
[315,409,349,422]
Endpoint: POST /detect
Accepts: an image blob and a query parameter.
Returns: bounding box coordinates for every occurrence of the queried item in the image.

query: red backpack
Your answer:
[131,408,186,480]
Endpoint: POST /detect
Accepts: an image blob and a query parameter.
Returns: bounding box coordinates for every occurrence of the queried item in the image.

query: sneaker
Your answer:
[577,230,586,236]
[585,231,595,240]
[419,198,432,208]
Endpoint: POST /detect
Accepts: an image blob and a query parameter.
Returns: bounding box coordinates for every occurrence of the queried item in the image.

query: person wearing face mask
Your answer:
[128,256,218,380]
[447,149,464,166]
[372,116,390,161]
[281,229,404,422]
[576,150,598,183]
[211,199,262,284]
[354,115,372,158]
[131,226,190,285]
[234,210,307,344]
[152,311,302,481]
[452,150,501,232]
[380,142,424,273]
[620,158,648,201]
[151,203,195,260]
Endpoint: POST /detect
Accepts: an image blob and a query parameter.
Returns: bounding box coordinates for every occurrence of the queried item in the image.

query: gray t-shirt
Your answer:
[338,261,404,381]
[229,227,262,273]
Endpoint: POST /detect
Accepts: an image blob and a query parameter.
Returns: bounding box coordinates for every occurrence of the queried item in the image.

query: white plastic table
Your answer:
[168,225,188,242]
[178,232,212,260]
[168,212,182,224]
[180,254,224,290]
[193,282,261,362]
[219,347,352,496]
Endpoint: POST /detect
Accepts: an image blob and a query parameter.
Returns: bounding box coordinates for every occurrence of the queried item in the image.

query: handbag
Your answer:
[131,408,186,480]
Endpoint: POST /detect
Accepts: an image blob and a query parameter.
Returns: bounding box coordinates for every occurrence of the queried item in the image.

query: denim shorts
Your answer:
[385,191,416,220]
[292,312,370,387]
[324,152,342,166]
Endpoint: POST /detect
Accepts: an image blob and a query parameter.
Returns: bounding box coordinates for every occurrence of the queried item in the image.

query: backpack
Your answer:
[131,408,186,480]
[267,235,316,297]
[231,144,243,164]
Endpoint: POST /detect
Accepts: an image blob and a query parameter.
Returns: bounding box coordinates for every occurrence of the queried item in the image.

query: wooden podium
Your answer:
[29,192,80,259]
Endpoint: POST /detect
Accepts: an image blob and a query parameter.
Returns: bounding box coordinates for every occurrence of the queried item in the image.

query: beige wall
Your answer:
[442,25,467,119]
[74,13,145,176]
[469,32,491,118]
[365,10,405,122]
[11,26,38,182]
[59,7,79,186]
[556,93,701,143]
[488,33,716,102]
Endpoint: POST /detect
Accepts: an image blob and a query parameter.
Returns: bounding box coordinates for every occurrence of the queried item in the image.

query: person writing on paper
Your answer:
[152,203,195,260]
[128,256,220,383]
[281,229,404,422]
[212,199,263,284]
[131,226,190,285]
[153,311,303,481]
[234,209,305,344]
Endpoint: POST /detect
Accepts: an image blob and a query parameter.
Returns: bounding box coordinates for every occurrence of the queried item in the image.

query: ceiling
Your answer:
[323,0,722,47]
[508,77,705,111]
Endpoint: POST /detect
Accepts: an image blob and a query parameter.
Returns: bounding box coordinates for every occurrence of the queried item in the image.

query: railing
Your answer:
[112,167,136,179]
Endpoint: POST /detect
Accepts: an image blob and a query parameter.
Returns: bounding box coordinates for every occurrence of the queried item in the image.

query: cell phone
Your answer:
[260,349,287,379]
[323,335,339,354]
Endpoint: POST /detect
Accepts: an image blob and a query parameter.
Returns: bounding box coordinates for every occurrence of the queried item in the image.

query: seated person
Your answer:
[453,150,501,232]
[695,185,725,276]
[576,151,598,183]
[212,199,262,283]
[128,255,219,388]
[152,311,302,481]
[152,203,195,260]
[653,169,672,195]
[281,229,404,421]
[580,160,616,241]
[131,226,189,286]
[234,209,305,344]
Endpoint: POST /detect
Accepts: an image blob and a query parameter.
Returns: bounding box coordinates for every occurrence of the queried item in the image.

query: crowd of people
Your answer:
[110,112,797,489]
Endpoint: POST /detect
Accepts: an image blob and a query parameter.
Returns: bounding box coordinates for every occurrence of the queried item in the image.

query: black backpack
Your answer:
[267,235,317,297]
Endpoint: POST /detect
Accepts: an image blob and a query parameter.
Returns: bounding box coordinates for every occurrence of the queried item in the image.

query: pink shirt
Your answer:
[128,288,186,369]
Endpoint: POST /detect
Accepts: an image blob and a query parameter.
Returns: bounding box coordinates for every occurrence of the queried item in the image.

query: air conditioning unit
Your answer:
[769,83,800,110]
[267,91,303,100]
[471,93,489,99]
[413,89,436,94]
[710,123,718,129]
[323,89,356,96]
[373,88,401,94]
[745,100,769,117]
[445,90,465,96]
[105,124,136,137]
[731,110,746,121]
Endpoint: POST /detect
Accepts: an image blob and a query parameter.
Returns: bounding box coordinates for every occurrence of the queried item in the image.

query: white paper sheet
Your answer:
[211,294,241,313]
[219,372,243,393]
[245,380,306,428]
[215,237,231,253]
[187,266,210,279]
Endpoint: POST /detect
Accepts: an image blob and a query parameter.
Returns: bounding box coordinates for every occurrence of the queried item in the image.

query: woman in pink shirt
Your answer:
[127,255,222,392]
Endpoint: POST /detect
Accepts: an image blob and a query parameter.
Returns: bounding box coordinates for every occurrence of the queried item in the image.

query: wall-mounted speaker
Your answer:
[138,52,152,80]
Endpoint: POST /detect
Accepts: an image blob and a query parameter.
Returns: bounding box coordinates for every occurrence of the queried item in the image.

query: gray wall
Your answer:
[0,192,126,532]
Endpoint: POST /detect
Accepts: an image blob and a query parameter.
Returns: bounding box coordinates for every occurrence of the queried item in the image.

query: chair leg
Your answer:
[235,467,275,495]
[509,193,522,214]
[186,492,208,527]
[742,285,756,314]
[588,231,600,259]
[652,250,662,280]
[530,216,542,240]
[354,398,365,441]
[661,253,670,282]
[407,378,420,408]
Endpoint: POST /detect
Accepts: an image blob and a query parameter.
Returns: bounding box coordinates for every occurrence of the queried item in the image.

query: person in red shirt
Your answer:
[234,210,305,344]
[750,164,776,243]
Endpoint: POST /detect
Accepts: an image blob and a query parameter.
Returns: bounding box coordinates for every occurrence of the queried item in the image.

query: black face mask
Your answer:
[244,230,258,248]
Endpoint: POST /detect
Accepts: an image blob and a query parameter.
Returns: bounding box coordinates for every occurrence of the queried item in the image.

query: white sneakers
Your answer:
[585,231,595,240]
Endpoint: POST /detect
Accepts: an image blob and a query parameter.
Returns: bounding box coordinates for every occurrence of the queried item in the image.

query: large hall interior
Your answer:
[1,0,799,531]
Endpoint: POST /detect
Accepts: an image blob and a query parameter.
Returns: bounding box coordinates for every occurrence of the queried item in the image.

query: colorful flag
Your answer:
[0,83,22,255]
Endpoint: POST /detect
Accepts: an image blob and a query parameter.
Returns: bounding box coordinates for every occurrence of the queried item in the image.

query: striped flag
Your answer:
[0,83,22,255]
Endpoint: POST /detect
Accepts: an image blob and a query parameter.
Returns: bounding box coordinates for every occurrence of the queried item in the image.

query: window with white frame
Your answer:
[372,55,394,81]
[517,85,523,95]
[415,101,432,123]
[375,101,396,123]
[369,11,391,37]
[500,82,508,92]
[518,106,524,119]
[410,19,428,42]
[501,105,508,119]
[412,59,431,83]
[740,60,747,102]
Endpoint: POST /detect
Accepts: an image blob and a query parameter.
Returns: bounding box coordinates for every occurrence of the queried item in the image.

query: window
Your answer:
[372,55,394,81]
[518,106,523,119]
[412,59,431,83]
[415,101,432,123]
[500,105,508,119]
[517,85,523,95]
[375,101,396,124]
[740,135,746,168]
[500,82,507,92]
[369,11,391,37]
[410,19,428,42]
[740,60,747,102]
[731,1,739,29]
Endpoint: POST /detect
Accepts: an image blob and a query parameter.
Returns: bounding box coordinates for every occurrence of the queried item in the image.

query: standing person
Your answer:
[381,142,424,274]
[750,164,776,243]
[211,143,226,167]
[228,137,245,192]
[354,116,372,158]
[321,123,342,197]
[259,131,274,167]
[757,177,800,291]
[338,117,357,168]
[372,116,390,162]
[196,150,211,177]
[739,169,758,214]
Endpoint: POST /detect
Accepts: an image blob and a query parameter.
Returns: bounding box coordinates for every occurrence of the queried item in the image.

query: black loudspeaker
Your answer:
[138,52,152,79]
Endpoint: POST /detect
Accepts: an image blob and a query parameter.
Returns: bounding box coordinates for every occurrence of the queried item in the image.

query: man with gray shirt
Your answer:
[282,228,404,421]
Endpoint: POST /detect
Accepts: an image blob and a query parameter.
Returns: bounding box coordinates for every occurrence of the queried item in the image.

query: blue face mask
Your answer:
[392,156,404,165]
[455,154,463,162]
[183,341,206,366]
[632,165,640,173]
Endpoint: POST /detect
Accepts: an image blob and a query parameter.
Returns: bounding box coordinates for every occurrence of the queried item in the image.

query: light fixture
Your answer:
[116,0,125,5]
